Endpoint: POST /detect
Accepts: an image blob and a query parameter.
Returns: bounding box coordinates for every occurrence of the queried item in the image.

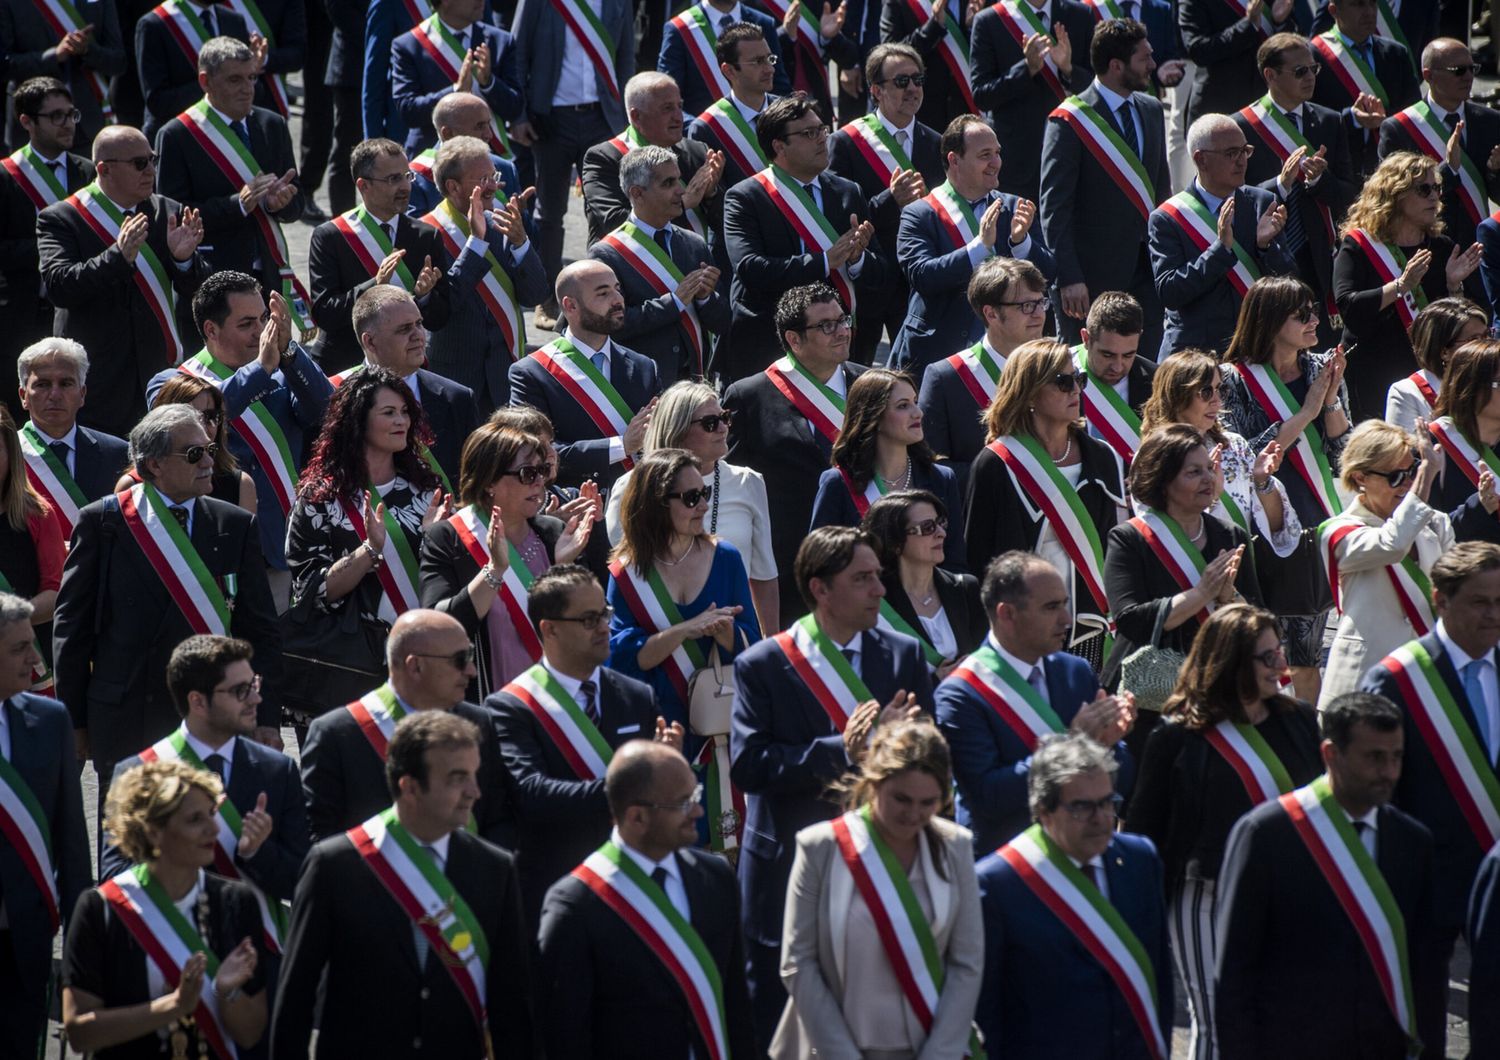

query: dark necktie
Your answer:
[1281,112,1308,256]
[652,226,671,256]
[469,27,482,51]
[201,4,216,36]
[1081,861,1099,889]
[413,844,442,966]
[802,182,818,212]
[48,159,66,189]
[1352,820,1372,856]
[651,866,669,891]
[170,505,190,532]
[233,119,252,150]
[204,752,227,784]
[1445,109,1461,133]
[1122,0,1137,18]
[384,221,397,246]
[1358,42,1374,70]
[579,678,599,725]
[1116,100,1139,157]
[48,440,71,470]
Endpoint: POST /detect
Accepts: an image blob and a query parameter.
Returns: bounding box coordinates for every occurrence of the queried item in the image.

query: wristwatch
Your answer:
[360,541,383,567]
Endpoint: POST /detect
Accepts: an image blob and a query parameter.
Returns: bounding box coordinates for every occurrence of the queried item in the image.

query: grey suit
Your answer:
[0,0,127,148]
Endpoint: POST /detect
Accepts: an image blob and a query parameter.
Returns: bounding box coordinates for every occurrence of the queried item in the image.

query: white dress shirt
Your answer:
[181,725,238,788]
[1348,807,1379,859]
[729,91,766,121]
[987,633,1049,702]
[1067,853,1110,900]
[611,827,691,919]
[28,421,79,476]
[553,0,605,106]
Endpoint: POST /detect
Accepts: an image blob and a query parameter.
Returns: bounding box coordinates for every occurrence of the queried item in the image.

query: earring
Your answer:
[150,846,162,859]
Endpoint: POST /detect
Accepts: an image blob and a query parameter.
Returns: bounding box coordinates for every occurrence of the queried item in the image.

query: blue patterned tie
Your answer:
[1116,101,1139,158]
[1466,660,1494,761]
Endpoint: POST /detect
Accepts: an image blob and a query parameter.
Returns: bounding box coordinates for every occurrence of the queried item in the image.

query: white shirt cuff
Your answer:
[610,436,626,464]
[1009,232,1033,258]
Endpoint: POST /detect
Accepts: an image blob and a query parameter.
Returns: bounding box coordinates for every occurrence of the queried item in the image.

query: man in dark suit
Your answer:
[1312,0,1437,74]
[588,144,729,385]
[970,0,1095,205]
[390,0,523,155]
[37,123,211,437]
[730,525,932,1047]
[936,552,1136,855]
[1040,17,1169,350]
[1077,291,1155,463]
[974,732,1172,1059]
[508,258,661,489]
[879,0,981,131]
[308,137,451,371]
[488,564,671,925]
[685,23,779,192]
[829,42,945,364]
[1215,691,1446,1058]
[273,709,536,1060]
[135,1,255,141]
[1469,839,1500,1058]
[1311,0,1420,177]
[52,403,284,822]
[1149,114,1296,357]
[658,0,788,117]
[0,594,91,1060]
[299,608,516,845]
[890,113,1052,375]
[538,739,756,1059]
[721,91,883,382]
[1180,0,1301,127]
[0,0,126,148]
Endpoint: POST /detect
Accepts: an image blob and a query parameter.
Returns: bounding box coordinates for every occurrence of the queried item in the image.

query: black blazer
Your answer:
[1378,98,1500,250]
[0,152,94,294]
[882,566,987,664]
[65,424,133,504]
[487,666,659,926]
[1181,0,1303,125]
[537,844,756,1060]
[270,827,535,1060]
[154,104,306,290]
[827,118,944,285]
[307,211,453,371]
[134,4,255,142]
[409,367,478,487]
[51,494,283,766]
[581,136,717,247]
[1,0,126,148]
[1310,35,1420,177]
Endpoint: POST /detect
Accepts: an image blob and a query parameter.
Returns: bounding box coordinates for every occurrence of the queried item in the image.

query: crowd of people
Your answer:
[7,0,1500,1056]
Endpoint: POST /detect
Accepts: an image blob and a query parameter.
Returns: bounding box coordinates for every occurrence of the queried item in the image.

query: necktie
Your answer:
[413,845,441,967]
[652,227,671,256]
[469,27,482,51]
[590,350,606,372]
[48,159,66,188]
[1027,665,1046,700]
[719,12,733,30]
[204,753,227,784]
[1351,820,1374,857]
[651,866,669,891]
[579,678,599,725]
[841,648,857,664]
[1116,100,1139,157]
[802,182,818,211]
[1466,659,1494,760]
[1359,42,1374,70]
[1081,861,1099,889]
[895,128,909,151]
[1444,109,1461,133]
[48,440,70,470]
[1280,116,1307,257]
[201,4,216,36]
[233,119,252,149]
[170,505,190,532]
[384,221,397,246]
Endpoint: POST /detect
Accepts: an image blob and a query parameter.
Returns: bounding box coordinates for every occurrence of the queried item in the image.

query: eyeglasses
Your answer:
[33,107,82,124]
[1411,181,1441,198]
[1366,459,1420,489]
[1204,144,1255,161]
[665,485,714,507]
[498,462,554,485]
[906,515,948,537]
[212,674,261,703]
[1196,382,1224,401]
[101,153,159,171]
[1058,793,1124,821]
[1283,62,1322,77]
[1293,305,1320,324]
[413,647,478,668]
[550,606,615,630]
[799,315,854,336]
[1251,643,1289,669]
[175,443,220,463]
[999,295,1051,315]
[733,53,779,67]
[782,124,831,142]
[1053,370,1089,393]
[691,410,733,432]
[1439,63,1480,76]
[876,73,927,88]
[636,783,705,814]
[366,170,417,186]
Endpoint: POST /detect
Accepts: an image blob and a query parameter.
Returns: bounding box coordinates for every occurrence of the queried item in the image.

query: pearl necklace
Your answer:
[1048,433,1073,463]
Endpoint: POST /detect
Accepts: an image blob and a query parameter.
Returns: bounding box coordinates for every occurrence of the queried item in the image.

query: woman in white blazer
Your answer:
[772,720,983,1060]
[1319,420,1454,707]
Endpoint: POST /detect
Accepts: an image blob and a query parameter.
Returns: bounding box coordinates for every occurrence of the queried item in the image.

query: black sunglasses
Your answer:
[413,647,478,668]
[175,443,220,463]
[100,153,159,171]
[1412,181,1441,198]
[1053,370,1088,393]
[499,462,554,484]
[1293,305,1319,324]
[1284,61,1321,77]
[665,486,713,507]
[691,411,732,432]
[877,73,926,88]
[1440,63,1480,76]
[906,516,948,537]
[1366,458,1420,489]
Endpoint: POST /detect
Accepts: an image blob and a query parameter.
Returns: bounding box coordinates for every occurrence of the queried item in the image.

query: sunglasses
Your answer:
[1053,370,1089,393]
[1284,61,1321,77]
[1196,382,1224,401]
[692,411,733,432]
[1293,305,1319,324]
[175,443,220,463]
[665,486,713,507]
[413,647,478,668]
[877,73,926,88]
[499,462,554,484]
[101,153,159,171]
[1366,459,1420,489]
[1440,63,1480,76]
[1412,181,1441,198]
[732,54,779,67]
[551,606,615,630]
[906,516,948,537]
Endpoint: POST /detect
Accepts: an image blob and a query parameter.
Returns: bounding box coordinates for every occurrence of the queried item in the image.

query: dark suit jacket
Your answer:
[507,339,661,489]
[36,190,212,437]
[359,0,418,138]
[730,625,935,944]
[307,209,453,370]
[511,0,634,129]
[1481,212,1500,322]
[1378,98,1500,250]
[487,666,659,925]
[808,459,969,573]
[409,367,478,489]
[1181,0,1304,125]
[1311,34,1419,177]
[270,826,535,1060]
[686,93,776,190]
[51,493,283,765]
[1215,794,1445,1059]
[916,347,999,489]
[390,19,524,154]
[828,117,944,293]
[778,22,858,119]
[883,566,987,662]
[134,3,255,142]
[0,0,126,147]
[581,136,715,247]
[1469,841,1500,1059]
[880,0,977,130]
[537,843,756,1059]
[657,2,786,117]
[0,152,93,300]
[975,831,1173,1058]
[154,103,306,289]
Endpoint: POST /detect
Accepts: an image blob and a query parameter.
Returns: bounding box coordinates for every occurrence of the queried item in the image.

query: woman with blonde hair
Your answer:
[1333,150,1483,417]
[964,339,1126,670]
[773,718,982,1060]
[118,373,255,512]
[1385,297,1489,430]
[0,406,63,692]
[1428,338,1500,543]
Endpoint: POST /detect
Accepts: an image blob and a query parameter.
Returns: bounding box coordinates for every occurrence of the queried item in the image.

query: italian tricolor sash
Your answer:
[118,482,230,634]
[1408,369,1439,411]
[502,663,612,779]
[1230,362,1342,518]
[1374,0,1417,73]
[1129,512,1211,622]
[222,0,290,116]
[99,865,239,1059]
[1202,718,1294,804]
[1220,0,1273,36]
[348,487,422,622]
[902,0,975,109]
[839,466,885,518]
[180,349,299,516]
[1347,229,1425,329]
[1,143,67,210]
[1311,32,1389,107]
[875,600,947,668]
[573,841,728,1060]
[422,196,524,359]
[137,729,287,952]
[398,0,433,25]
[1160,190,1260,296]
[671,5,731,101]
[332,206,415,289]
[68,183,183,361]
[1381,641,1500,850]
[0,753,59,933]
[696,98,767,179]
[1393,101,1490,224]
[1083,0,1123,17]
[449,505,542,662]
[950,641,1065,749]
[1050,95,1156,220]
[764,354,846,444]
[752,166,855,314]
[349,809,490,1030]
[19,421,87,540]
[947,342,1004,407]
[1238,95,1336,242]
[547,0,621,101]
[923,181,981,251]
[607,558,707,702]
[151,0,214,69]
[772,614,874,731]
[409,146,436,183]
[345,682,407,761]
[832,806,985,1056]
[1074,344,1142,461]
[29,0,115,122]
[1279,776,1419,1049]
[408,15,513,157]
[993,0,1066,98]
[1319,517,1434,635]
[1429,416,1500,498]
[601,221,709,377]
[0,569,52,695]
[999,825,1167,1060]
[840,113,915,185]
[529,338,637,467]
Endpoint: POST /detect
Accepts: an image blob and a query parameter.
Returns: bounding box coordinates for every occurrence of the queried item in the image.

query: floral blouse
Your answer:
[1214,429,1303,558]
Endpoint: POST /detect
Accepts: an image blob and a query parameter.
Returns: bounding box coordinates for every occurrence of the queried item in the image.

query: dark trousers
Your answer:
[1057,247,1163,364]
[299,0,334,194]
[853,271,906,365]
[1,295,53,421]
[94,757,117,861]
[532,104,615,298]
[0,930,48,1060]
[747,937,786,1054]
[323,86,362,215]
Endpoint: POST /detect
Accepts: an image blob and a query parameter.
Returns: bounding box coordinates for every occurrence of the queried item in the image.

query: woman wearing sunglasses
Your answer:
[1318,420,1451,705]
[117,374,254,513]
[419,422,594,699]
[1428,338,1500,544]
[964,340,1127,673]
[1385,297,1489,431]
[809,368,967,573]
[1333,150,1484,419]
[1124,604,1321,1060]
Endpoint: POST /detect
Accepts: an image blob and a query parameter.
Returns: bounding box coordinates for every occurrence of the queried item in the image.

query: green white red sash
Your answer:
[1220,0,1272,36]
[449,505,542,662]
[151,0,214,69]
[1202,718,1294,804]
[923,180,981,252]
[0,569,52,694]
[696,98,768,179]
[752,165,856,313]
[841,114,915,185]
[993,1,1066,98]
[547,0,621,101]
[528,338,638,468]
[408,15,513,157]
[607,558,707,702]
[1311,32,1389,107]
[671,4,731,101]
[573,841,728,1060]
[222,0,290,115]
[348,486,422,622]
[29,0,115,122]
[760,0,823,64]
[68,183,183,361]
[601,220,709,376]
[875,600,947,668]
[19,421,87,540]
[501,663,612,779]
[180,348,299,515]
[1381,640,1500,849]
[999,825,1167,1060]
[1082,0,1123,17]
[1319,517,1434,635]
[1408,369,1439,410]
[1238,94,1336,243]
[764,354,846,444]
[1051,95,1156,220]
[118,482,231,634]
[606,123,644,155]
[1160,190,1260,296]
[1,143,67,210]
[949,641,1065,748]
[421,196,524,359]
[772,614,874,731]
[1348,229,1425,329]
[138,728,287,951]
[1428,415,1500,496]
[99,865,239,1059]
[1129,512,1211,622]
[349,809,490,1030]
[409,146,436,183]
[1230,362,1342,518]
[839,466,886,518]
[0,752,60,933]
[1279,776,1419,1049]
[1373,0,1417,73]
[1394,100,1490,224]
[902,0,975,110]
[946,342,1005,408]
[345,681,407,761]
[1074,344,1142,461]
[332,206,416,289]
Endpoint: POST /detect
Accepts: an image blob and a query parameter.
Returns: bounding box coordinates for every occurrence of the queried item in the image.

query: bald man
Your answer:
[507,260,661,489]
[299,608,516,845]
[407,93,523,216]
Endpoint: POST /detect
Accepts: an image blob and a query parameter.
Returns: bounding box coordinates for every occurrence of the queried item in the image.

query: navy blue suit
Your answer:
[135,3,256,142]
[975,830,1173,1058]
[915,350,997,490]
[408,366,480,489]
[1481,212,1500,323]
[1311,0,1437,74]
[390,20,525,155]
[686,94,776,191]
[808,460,968,573]
[657,2,787,117]
[1468,841,1500,1059]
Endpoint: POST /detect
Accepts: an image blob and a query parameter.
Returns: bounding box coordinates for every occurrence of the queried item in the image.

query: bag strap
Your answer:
[1149,597,1172,648]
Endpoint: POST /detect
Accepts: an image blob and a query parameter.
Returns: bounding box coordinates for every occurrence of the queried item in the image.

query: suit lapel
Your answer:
[859,630,895,698]
[598,674,648,746]
[227,740,255,812]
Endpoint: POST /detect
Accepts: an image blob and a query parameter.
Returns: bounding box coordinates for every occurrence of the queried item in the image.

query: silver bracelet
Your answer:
[480,563,504,591]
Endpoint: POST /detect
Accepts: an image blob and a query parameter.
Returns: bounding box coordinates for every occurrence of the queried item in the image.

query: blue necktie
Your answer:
[1466,660,1494,760]
[1281,111,1308,256]
[232,119,251,150]
[591,350,606,372]
[1116,101,1139,157]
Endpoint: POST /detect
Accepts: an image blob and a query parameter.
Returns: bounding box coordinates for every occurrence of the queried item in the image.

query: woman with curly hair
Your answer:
[1333,150,1484,418]
[118,373,255,512]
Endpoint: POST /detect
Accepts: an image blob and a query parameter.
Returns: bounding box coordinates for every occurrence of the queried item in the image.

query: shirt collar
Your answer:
[876,109,916,143]
[1091,78,1131,114]
[1423,88,1459,123]
[981,336,1007,365]
[729,91,766,119]
[208,103,245,130]
[28,421,78,448]
[701,0,742,20]
[1349,806,1380,833]
[628,212,665,238]
[1437,619,1492,672]
[1193,178,1227,214]
[172,870,206,915]
[31,146,66,166]
[1338,30,1371,50]
[611,826,682,883]
[568,333,611,364]
[438,16,472,38]
[180,724,237,768]
[987,633,1045,681]
[404,370,422,403]
[543,661,601,705]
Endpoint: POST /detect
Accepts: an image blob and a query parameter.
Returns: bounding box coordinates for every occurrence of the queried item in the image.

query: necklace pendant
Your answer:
[170,1027,190,1059]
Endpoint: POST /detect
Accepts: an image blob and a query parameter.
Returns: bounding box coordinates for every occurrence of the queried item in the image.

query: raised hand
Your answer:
[486,505,509,570]
[1070,688,1135,744]
[249,33,269,73]
[363,495,388,551]
[471,41,493,86]
[263,169,299,212]
[1216,196,1236,249]
[1447,241,1483,286]
[979,197,1004,248]
[422,488,453,527]
[1448,120,1466,170]
[1481,467,1499,514]
[819,1,847,38]
[556,507,593,564]
[842,699,880,760]
[1398,247,1432,292]
[1010,197,1036,244]
[877,689,921,726]
[1255,203,1286,248]
[1352,92,1387,130]
[166,207,204,261]
[169,953,207,1016]
[1278,144,1308,189]
[889,168,926,206]
[494,188,533,246]
[1253,440,1283,481]
[413,254,441,298]
[1050,22,1072,74]
[257,290,292,371]
[457,50,475,93]
[623,397,655,454]
[1023,31,1051,75]
[654,717,686,751]
[468,185,489,240]
[375,248,407,285]
[117,211,150,262]
[236,792,273,857]
[1300,144,1328,183]
[216,937,259,994]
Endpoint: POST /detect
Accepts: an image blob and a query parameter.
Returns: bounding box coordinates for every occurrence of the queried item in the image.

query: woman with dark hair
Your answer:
[1124,604,1321,1060]
[0,405,63,692]
[119,374,254,511]
[810,368,966,571]
[965,340,1127,671]
[862,490,985,678]
[1429,338,1500,543]
[1385,297,1489,431]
